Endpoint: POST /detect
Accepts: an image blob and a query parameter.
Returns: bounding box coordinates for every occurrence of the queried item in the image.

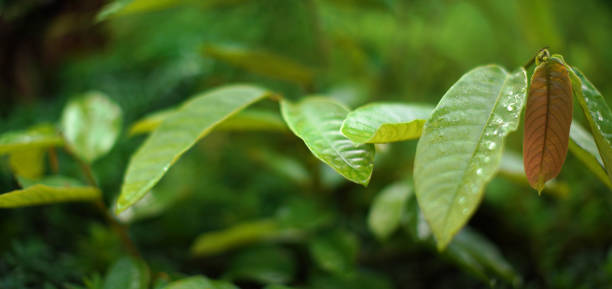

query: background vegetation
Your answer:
[1,0,612,288]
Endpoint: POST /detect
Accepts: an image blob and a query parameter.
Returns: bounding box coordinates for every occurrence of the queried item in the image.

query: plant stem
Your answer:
[63,144,141,258]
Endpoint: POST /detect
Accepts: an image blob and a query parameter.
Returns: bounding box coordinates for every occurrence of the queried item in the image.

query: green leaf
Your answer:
[61,91,122,163]
[191,219,282,256]
[226,246,295,284]
[341,103,433,144]
[569,67,612,182]
[103,257,149,289]
[9,148,46,179]
[445,228,521,287]
[162,276,221,289]
[116,85,270,213]
[367,181,412,240]
[204,44,315,86]
[0,176,101,208]
[281,97,375,186]
[413,65,528,250]
[0,124,63,155]
[129,109,286,136]
[569,121,612,190]
[116,187,191,223]
[308,230,359,276]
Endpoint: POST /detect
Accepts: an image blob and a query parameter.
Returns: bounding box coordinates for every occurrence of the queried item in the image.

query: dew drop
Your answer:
[483,156,491,163]
[458,196,466,204]
[597,111,603,121]
[476,168,483,175]
[487,142,497,150]
[462,208,469,215]
[506,105,514,111]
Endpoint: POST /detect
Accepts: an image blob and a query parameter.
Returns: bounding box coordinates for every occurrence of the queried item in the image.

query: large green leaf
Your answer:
[0,176,101,208]
[569,121,612,189]
[129,108,287,136]
[341,103,433,144]
[367,181,412,240]
[116,85,270,213]
[191,219,283,256]
[204,44,315,86]
[569,67,612,182]
[414,65,527,249]
[103,257,149,289]
[0,124,63,155]
[61,91,122,163]
[280,97,375,186]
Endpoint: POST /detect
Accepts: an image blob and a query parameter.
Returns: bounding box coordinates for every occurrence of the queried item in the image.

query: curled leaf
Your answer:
[523,57,573,192]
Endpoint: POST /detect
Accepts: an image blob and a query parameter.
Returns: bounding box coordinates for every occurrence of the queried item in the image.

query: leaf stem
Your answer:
[63,142,141,258]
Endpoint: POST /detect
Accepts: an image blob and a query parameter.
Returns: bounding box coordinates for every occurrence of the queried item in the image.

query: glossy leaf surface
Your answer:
[341,103,433,143]
[281,97,375,186]
[569,121,612,189]
[414,65,527,249]
[116,85,269,213]
[0,176,101,208]
[0,124,62,155]
[103,257,149,289]
[367,181,412,240]
[523,58,573,192]
[61,91,122,163]
[570,66,612,182]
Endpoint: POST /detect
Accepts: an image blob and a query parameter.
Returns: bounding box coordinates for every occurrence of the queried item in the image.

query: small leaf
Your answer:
[523,57,573,192]
[103,257,149,289]
[226,246,295,284]
[204,44,315,86]
[341,103,433,144]
[414,65,528,250]
[0,124,63,155]
[116,85,270,213]
[308,230,359,276]
[281,97,375,186]
[129,108,286,136]
[9,148,46,179]
[569,66,612,182]
[191,219,282,256]
[0,176,101,208]
[569,121,612,189]
[162,276,221,289]
[61,91,122,163]
[368,181,412,240]
[445,228,521,287]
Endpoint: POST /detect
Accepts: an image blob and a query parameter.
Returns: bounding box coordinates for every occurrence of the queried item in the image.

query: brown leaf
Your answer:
[523,58,573,192]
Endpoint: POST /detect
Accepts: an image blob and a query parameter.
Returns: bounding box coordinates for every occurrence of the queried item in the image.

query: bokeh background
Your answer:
[1,0,612,288]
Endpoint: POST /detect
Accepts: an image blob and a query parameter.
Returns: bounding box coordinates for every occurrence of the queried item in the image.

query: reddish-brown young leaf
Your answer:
[523,58,573,192]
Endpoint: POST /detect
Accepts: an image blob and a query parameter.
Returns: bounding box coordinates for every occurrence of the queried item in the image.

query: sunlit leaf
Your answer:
[414,65,527,250]
[0,176,101,208]
[308,230,359,276]
[226,246,295,284]
[97,0,247,21]
[116,85,270,213]
[341,103,433,144]
[0,124,63,155]
[162,276,230,289]
[569,121,612,189]
[103,257,149,289]
[129,109,286,136]
[281,97,375,186]
[61,91,122,163]
[204,44,315,86]
[445,228,521,287]
[191,219,283,256]
[569,66,612,183]
[9,148,46,179]
[367,181,412,240]
[523,57,572,192]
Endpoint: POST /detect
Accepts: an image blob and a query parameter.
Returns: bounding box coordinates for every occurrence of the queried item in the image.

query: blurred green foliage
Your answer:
[1,0,612,288]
